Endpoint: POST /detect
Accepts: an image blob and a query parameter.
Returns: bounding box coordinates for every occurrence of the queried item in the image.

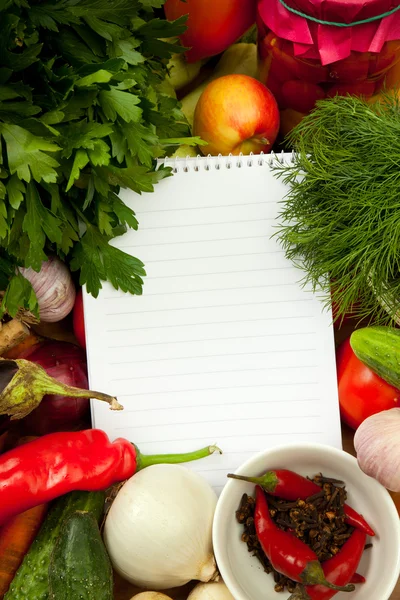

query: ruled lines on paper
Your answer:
[84,155,342,493]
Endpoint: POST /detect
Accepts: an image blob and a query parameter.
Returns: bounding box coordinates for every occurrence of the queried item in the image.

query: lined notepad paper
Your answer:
[83,154,342,494]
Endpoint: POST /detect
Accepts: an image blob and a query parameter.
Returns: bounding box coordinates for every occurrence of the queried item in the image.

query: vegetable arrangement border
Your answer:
[0,0,200,319]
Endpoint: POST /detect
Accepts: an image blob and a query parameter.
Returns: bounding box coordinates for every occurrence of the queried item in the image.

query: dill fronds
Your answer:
[273,93,400,325]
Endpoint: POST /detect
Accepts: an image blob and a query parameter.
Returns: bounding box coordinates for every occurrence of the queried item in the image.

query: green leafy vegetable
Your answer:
[274,94,400,325]
[0,0,198,318]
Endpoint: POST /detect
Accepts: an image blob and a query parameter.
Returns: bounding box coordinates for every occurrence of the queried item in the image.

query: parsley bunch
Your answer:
[0,0,199,317]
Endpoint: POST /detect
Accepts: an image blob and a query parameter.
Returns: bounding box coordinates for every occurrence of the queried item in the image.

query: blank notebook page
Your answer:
[83,153,342,494]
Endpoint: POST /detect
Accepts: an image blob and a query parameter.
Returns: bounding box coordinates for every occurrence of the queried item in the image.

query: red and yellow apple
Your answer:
[193,74,280,156]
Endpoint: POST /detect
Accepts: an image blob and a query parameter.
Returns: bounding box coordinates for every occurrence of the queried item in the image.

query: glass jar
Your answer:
[257,0,400,136]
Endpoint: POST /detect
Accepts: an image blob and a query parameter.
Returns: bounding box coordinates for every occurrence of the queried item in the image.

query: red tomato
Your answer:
[73,288,86,349]
[164,0,257,63]
[336,338,400,430]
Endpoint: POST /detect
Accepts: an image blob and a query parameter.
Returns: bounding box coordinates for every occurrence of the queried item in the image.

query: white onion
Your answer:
[187,582,235,600]
[104,464,218,589]
[20,256,76,322]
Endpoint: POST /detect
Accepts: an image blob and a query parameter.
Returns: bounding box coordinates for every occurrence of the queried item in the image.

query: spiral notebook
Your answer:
[83,153,342,494]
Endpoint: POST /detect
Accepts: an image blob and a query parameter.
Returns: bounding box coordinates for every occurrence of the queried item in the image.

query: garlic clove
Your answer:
[20,256,76,323]
[354,408,400,492]
[197,556,219,583]
[130,593,174,600]
[188,581,235,600]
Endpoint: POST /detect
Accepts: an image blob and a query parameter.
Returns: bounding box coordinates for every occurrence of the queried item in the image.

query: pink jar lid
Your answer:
[258,0,400,64]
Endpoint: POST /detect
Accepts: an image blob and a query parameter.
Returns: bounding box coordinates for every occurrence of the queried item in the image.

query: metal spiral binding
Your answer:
[169,150,292,173]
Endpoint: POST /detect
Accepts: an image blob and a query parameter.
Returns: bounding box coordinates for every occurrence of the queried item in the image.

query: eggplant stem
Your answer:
[39,369,123,410]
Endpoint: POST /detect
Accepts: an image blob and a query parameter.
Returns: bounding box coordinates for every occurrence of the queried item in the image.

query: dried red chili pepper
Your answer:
[254,486,355,592]
[228,469,375,536]
[288,528,367,600]
[0,429,220,525]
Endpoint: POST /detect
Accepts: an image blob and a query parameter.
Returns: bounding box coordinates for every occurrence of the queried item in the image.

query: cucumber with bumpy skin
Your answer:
[5,491,105,600]
[49,510,113,600]
[350,326,400,389]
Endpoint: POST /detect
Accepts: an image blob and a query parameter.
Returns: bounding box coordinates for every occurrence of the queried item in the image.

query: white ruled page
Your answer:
[83,154,342,494]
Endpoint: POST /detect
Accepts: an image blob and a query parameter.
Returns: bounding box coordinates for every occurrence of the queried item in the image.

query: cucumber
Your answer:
[5,491,105,600]
[350,326,400,389]
[49,511,113,600]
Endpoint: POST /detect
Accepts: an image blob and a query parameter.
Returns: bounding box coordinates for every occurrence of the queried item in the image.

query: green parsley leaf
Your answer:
[97,198,114,235]
[124,121,158,166]
[0,249,15,292]
[0,0,195,314]
[99,88,142,122]
[60,121,113,158]
[70,223,146,297]
[0,124,60,183]
[111,192,138,229]
[29,0,81,32]
[0,272,39,319]
[114,39,145,65]
[6,174,25,209]
[140,0,165,7]
[66,149,90,191]
[22,182,63,269]
[0,198,7,239]
[76,69,114,86]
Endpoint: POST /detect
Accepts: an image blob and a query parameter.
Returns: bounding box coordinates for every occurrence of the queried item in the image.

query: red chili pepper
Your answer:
[350,573,366,584]
[254,487,355,592]
[0,429,220,525]
[288,528,367,600]
[228,469,375,536]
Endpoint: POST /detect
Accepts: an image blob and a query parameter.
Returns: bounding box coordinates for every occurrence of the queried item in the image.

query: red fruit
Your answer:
[327,80,376,98]
[194,74,280,156]
[328,53,370,83]
[369,41,400,77]
[164,0,257,63]
[294,58,329,84]
[336,337,400,430]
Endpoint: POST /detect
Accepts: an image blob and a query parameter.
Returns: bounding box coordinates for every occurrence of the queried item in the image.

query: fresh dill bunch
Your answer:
[273,93,400,325]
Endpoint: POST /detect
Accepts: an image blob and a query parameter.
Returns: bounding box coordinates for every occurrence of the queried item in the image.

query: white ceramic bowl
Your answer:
[213,443,400,600]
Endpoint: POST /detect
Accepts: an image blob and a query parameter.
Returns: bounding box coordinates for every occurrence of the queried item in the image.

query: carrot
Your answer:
[0,503,48,597]
[2,331,43,359]
[0,434,48,597]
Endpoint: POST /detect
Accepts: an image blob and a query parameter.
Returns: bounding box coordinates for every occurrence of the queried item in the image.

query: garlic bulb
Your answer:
[20,257,76,322]
[130,593,173,600]
[188,581,234,600]
[103,464,218,589]
[354,408,400,491]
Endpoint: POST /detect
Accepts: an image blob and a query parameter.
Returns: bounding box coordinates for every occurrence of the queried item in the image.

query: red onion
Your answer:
[19,340,90,435]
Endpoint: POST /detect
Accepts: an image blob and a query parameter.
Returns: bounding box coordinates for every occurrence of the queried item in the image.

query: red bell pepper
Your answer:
[0,429,220,524]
